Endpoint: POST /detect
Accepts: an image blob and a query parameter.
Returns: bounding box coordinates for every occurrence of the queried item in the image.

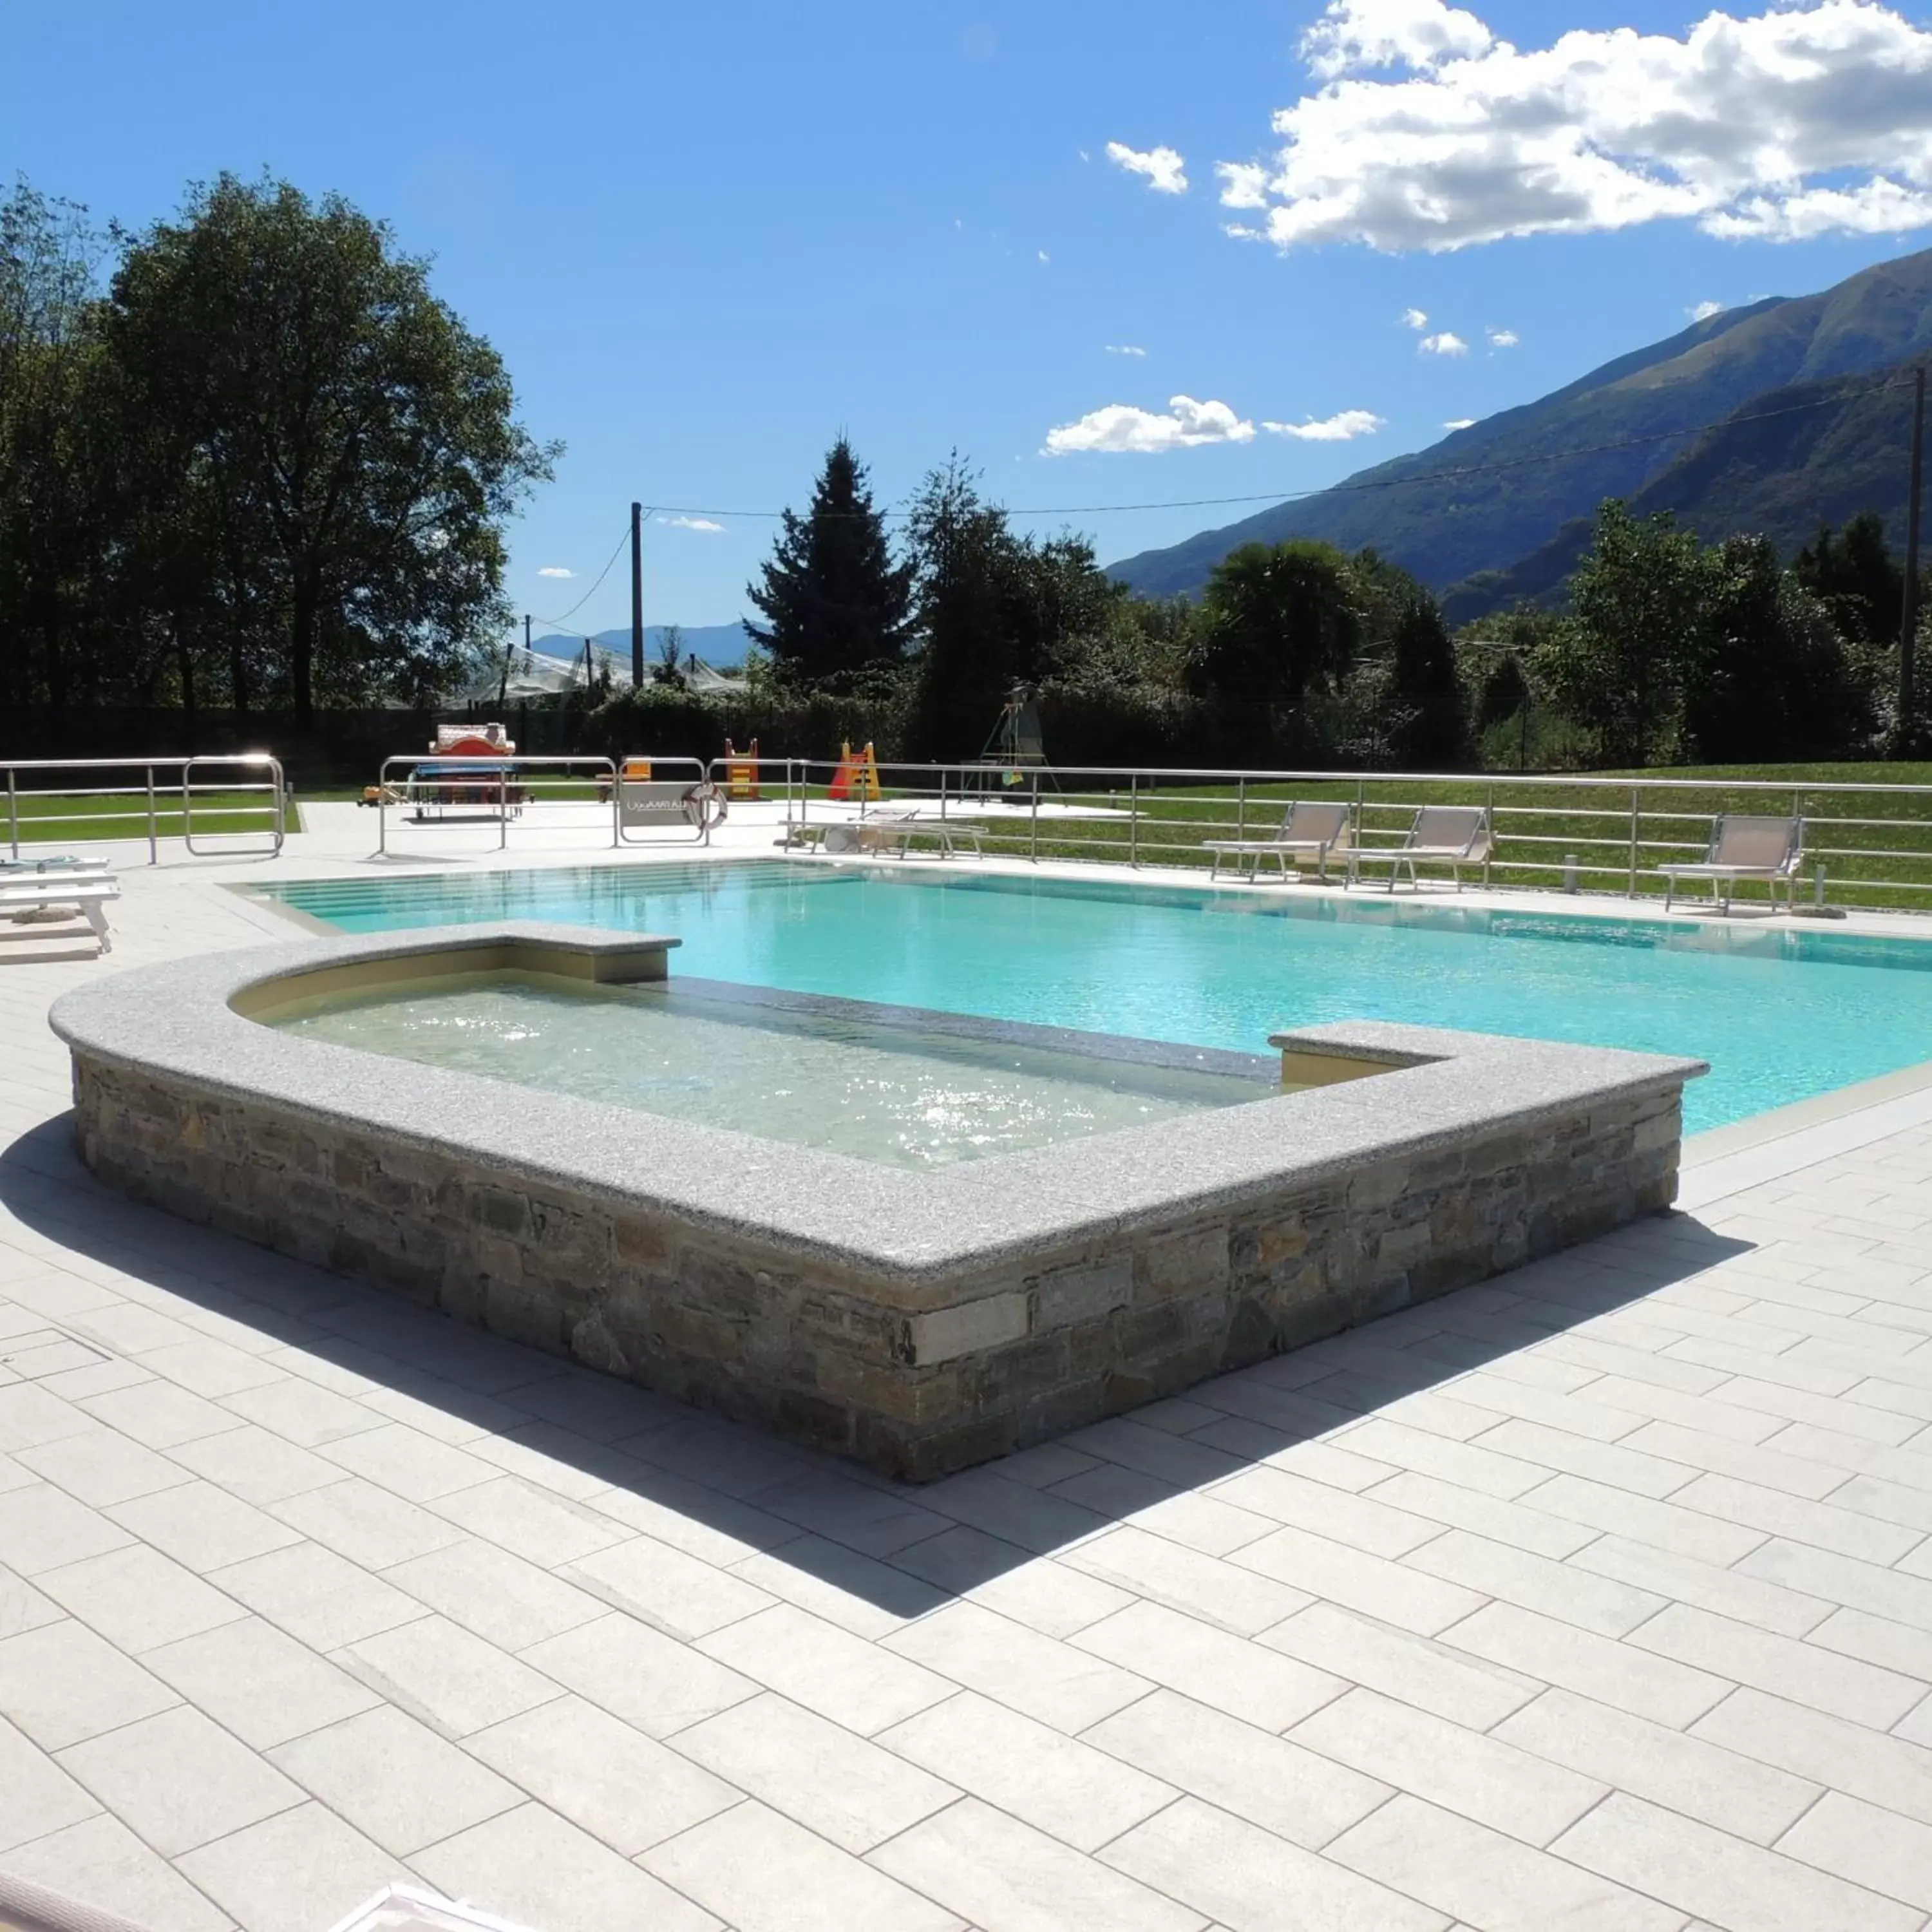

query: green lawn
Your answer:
[3,788,290,846]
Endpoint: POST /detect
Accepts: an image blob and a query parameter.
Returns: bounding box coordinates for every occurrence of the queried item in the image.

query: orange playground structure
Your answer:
[827,741,882,803]
[723,738,762,800]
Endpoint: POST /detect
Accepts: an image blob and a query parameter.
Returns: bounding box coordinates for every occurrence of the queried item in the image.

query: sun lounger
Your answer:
[1350,805,1492,893]
[825,806,984,859]
[1658,814,1803,912]
[0,869,120,954]
[1204,800,1351,882]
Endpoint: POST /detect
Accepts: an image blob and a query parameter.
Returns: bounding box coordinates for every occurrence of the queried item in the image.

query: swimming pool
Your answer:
[249,859,1932,1134]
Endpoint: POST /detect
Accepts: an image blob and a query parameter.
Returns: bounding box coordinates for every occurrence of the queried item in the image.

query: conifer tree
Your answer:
[744,435,913,683]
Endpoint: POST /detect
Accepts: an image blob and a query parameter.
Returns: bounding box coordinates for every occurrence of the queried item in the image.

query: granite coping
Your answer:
[48,921,1708,1293]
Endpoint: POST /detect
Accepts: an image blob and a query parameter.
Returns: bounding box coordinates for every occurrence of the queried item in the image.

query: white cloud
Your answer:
[1106,141,1189,194]
[1400,307,1429,330]
[1215,162,1272,209]
[1419,331,1468,355]
[1038,249,1051,263]
[1444,417,1478,429]
[536,566,574,578]
[1044,395,1255,455]
[1486,327,1519,347]
[1105,344,1148,356]
[1689,299,1726,321]
[1262,408,1387,440]
[658,515,724,533]
[1303,0,1493,79]
[1219,1,1932,252]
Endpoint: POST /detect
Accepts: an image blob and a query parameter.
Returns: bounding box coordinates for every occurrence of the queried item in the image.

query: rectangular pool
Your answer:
[248,860,1932,1134]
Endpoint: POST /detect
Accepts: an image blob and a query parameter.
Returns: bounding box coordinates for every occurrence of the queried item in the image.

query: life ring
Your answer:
[682,781,728,827]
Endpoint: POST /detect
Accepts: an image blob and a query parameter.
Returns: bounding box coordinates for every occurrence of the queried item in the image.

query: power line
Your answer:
[631,372,1924,525]
[529,522,632,629]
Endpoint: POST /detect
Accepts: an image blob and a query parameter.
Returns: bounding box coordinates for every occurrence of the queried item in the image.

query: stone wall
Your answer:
[70,1050,1681,1479]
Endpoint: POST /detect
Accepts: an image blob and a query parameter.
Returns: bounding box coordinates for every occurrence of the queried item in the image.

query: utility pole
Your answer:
[524,612,532,657]
[630,502,645,690]
[1901,366,1926,752]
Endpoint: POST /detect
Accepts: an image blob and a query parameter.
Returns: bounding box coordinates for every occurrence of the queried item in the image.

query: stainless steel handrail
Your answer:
[2,753,285,863]
[375,753,620,855]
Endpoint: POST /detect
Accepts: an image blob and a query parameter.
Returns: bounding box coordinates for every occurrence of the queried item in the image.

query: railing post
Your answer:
[1484,783,1495,889]
[1129,773,1139,867]
[500,763,509,850]
[1627,786,1640,897]
[611,759,621,848]
[148,766,158,864]
[6,767,16,860]
[1236,776,1247,846]
[939,766,947,821]
[1030,773,1040,862]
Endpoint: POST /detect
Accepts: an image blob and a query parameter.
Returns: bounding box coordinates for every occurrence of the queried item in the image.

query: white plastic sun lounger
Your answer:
[0,869,120,954]
[1350,805,1492,893]
[1658,814,1804,912]
[1204,800,1352,882]
[853,804,984,859]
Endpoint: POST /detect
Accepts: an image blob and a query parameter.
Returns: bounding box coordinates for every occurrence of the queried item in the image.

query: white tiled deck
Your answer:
[4,826,1932,1932]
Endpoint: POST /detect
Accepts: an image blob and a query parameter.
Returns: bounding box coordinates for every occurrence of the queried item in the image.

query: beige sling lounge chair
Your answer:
[1350,805,1492,893]
[1658,814,1803,912]
[1204,800,1352,882]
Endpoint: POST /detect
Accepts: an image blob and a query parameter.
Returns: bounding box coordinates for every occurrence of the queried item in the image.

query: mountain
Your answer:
[528,621,753,669]
[1107,247,1932,613]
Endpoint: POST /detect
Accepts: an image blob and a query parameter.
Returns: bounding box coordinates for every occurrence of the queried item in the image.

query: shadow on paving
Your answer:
[0,1110,1753,1616]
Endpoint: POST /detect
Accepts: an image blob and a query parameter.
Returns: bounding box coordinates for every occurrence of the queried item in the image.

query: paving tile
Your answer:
[869,1795,1197,1932]
[565,1530,773,1639]
[729,1533,945,1638]
[176,1801,407,1932]
[1062,1524,1311,1634]
[584,1468,801,1564]
[1462,1416,1697,1499]
[1666,1472,1922,1564]
[3,1814,231,1932]
[1232,1522,1486,1636]
[57,1703,303,1856]
[1443,1600,1730,1727]
[1614,1419,1850,1499]
[1189,1421,1399,1494]
[0,1712,100,1853]
[464,1691,739,1855]
[209,1540,428,1649]
[1833,1473,1932,1535]
[341,1613,560,1738]
[0,1383,109,1455]
[270,1477,468,1568]
[0,1480,135,1575]
[0,1618,180,1748]
[108,1480,303,1573]
[701,1601,953,1734]
[1569,1535,1833,1638]
[1737,1535,1932,1633]
[1084,1689,1390,1851]
[15,1427,194,1506]
[886,1598,1149,1731]
[139,1339,289,1399]
[518,1611,758,1737]
[74,1379,247,1449]
[314,1420,500,1502]
[916,1465,1113,1553]
[1493,1687,1820,1844]
[753,1467,953,1557]
[882,1688,1173,1852]
[1631,1602,1925,1728]
[162,1423,344,1506]
[1804,1605,1932,1680]
[37,1543,249,1654]
[267,1703,522,1855]
[1205,1465,1441,1558]
[1332,1416,1546,1499]
[1290,1686,1605,1845]
[1358,1470,1597,1560]
[1692,1687,1932,1822]
[143,1615,381,1749]
[1103,1794,1446,1932]
[1048,1466,1278,1557]
[891,1526,1135,1638]
[1776,1790,1932,1911]
[645,1803,951,1932]
[1077,1600,1343,1729]
[383,1537,605,1651]
[1404,1527,1666,1638]
[1554,1789,1921,1932]
[65,1303,204,1356]
[427,1474,632,1566]
[1328,1792,1680,1932]
[1516,1468,1765,1563]
[218,1375,388,1447]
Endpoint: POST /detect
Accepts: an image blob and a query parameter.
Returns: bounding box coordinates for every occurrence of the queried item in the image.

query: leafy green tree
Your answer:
[1792,512,1902,649]
[1192,541,1359,707]
[104,174,555,722]
[745,435,913,685]
[1535,502,1707,766]
[1381,593,1469,768]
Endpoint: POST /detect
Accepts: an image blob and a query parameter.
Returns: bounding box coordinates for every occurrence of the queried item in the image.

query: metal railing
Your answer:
[709,755,1932,914]
[3,753,286,863]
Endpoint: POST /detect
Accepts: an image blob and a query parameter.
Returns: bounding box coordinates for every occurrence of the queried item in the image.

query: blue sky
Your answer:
[6,0,1929,636]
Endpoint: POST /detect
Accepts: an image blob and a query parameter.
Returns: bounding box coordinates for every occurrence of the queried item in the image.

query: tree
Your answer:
[103,175,556,723]
[744,435,913,685]
[1192,541,1359,708]
[1535,502,1707,766]
[1381,593,1469,768]
[652,622,687,688]
[1792,512,1903,649]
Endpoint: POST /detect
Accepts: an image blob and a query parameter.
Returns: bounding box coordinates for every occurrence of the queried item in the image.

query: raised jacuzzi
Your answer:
[51,923,1703,1478]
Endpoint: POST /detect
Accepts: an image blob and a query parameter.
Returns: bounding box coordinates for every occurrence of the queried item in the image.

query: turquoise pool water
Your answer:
[251,860,1932,1134]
